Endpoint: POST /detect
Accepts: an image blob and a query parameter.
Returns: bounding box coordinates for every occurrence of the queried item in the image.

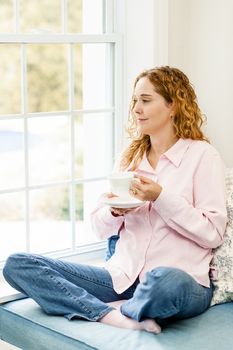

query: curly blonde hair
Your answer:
[120,66,209,170]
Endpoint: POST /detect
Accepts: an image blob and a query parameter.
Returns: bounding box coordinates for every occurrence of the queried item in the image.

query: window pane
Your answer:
[19,0,61,33]
[74,113,113,179]
[67,0,103,34]
[76,180,106,247]
[27,44,68,113]
[0,44,21,115]
[0,0,116,258]
[75,182,83,227]
[0,0,13,33]
[73,44,83,110]
[30,185,71,253]
[0,192,25,261]
[74,43,112,110]
[0,119,24,190]
[67,0,82,33]
[28,116,70,185]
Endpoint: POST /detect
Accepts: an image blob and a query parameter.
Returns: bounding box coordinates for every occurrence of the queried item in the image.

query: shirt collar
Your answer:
[136,138,193,175]
[162,138,193,167]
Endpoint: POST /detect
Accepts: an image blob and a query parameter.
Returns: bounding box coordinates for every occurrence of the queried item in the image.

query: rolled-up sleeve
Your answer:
[91,204,124,240]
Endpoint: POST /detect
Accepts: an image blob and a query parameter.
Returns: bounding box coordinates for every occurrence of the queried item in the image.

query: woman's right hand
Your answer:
[110,207,135,216]
[105,192,135,217]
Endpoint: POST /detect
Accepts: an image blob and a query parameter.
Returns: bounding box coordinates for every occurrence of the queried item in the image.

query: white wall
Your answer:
[115,0,157,150]
[119,0,233,166]
[168,0,233,167]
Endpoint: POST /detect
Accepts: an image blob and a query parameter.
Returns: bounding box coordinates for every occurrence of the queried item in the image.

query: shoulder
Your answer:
[188,139,221,158]
[187,140,225,178]
[182,139,225,173]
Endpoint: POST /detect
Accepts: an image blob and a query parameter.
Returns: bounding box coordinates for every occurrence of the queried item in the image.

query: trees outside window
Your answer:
[0,0,120,263]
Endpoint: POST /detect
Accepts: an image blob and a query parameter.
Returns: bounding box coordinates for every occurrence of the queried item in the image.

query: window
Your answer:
[0,0,122,266]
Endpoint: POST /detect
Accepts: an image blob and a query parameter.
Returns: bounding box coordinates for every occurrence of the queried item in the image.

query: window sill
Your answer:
[0,249,105,304]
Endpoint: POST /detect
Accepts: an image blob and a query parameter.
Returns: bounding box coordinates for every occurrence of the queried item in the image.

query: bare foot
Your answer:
[99,310,161,334]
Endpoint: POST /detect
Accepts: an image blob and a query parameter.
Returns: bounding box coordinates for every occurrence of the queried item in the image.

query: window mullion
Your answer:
[0,34,119,43]
[114,36,124,154]
[0,108,115,121]
[21,43,30,252]
[104,0,114,33]
[0,0,120,260]
[68,44,74,112]
[68,43,76,250]
[105,43,115,172]
[13,0,20,33]
[61,0,67,34]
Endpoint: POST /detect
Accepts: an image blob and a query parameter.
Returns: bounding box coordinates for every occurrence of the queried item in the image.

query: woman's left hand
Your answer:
[129,175,162,202]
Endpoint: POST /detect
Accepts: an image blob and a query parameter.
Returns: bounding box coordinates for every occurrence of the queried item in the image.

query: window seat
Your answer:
[0,297,232,350]
[1,168,233,349]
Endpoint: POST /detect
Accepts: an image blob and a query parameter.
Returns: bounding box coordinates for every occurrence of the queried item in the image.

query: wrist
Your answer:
[153,186,162,201]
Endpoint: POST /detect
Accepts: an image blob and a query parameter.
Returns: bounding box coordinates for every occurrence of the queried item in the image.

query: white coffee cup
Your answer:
[108,172,134,198]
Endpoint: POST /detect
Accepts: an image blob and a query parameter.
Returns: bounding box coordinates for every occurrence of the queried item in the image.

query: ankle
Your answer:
[99,310,161,334]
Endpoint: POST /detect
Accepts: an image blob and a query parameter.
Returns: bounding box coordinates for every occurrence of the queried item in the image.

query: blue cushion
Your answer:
[0,298,233,350]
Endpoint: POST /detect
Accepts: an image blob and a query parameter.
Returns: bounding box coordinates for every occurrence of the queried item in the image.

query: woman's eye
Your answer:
[142,100,150,103]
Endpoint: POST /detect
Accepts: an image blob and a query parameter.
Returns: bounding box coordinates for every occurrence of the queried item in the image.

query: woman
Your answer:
[3,66,227,334]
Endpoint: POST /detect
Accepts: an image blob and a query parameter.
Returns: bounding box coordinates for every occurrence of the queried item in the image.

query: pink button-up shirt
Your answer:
[91,139,227,294]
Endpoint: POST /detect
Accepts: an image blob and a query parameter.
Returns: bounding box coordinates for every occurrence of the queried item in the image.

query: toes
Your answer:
[141,319,161,334]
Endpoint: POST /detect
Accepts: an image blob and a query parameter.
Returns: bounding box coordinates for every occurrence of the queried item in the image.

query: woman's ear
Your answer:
[169,102,176,118]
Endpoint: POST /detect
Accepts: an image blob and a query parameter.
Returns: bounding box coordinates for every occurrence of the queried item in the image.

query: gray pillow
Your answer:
[211,168,233,306]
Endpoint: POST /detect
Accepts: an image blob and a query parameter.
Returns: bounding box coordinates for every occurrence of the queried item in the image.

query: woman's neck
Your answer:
[149,134,178,159]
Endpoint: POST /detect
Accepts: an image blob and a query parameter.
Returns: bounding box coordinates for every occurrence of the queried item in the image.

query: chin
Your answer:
[138,128,152,136]
[137,126,149,134]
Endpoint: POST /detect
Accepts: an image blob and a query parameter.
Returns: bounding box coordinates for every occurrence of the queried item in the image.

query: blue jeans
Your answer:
[105,235,119,261]
[3,253,213,324]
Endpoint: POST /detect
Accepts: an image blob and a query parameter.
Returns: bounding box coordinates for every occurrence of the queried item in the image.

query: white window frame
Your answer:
[0,0,161,273]
[0,0,124,267]
[0,1,166,303]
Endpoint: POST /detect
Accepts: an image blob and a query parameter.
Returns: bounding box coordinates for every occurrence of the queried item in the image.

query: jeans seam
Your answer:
[59,268,114,289]
[45,269,111,321]
[31,255,114,289]
[68,308,114,321]
[31,255,112,321]
[156,304,179,319]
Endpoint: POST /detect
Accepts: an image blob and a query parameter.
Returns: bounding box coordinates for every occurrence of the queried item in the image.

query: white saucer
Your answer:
[103,196,146,208]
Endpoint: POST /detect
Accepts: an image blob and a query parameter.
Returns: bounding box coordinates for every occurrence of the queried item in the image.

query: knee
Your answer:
[144,267,191,299]
[3,253,31,279]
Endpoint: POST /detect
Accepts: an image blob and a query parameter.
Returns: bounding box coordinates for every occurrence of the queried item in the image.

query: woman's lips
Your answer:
[137,118,148,122]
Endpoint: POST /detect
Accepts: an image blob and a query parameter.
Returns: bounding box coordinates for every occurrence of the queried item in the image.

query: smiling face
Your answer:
[132,77,175,138]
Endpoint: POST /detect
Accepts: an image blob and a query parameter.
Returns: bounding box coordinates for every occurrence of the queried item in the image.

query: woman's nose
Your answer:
[133,101,142,114]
